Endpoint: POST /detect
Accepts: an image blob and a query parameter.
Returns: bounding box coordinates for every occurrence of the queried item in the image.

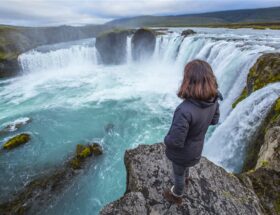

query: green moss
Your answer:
[242,97,280,172]
[70,157,81,170]
[260,160,269,168]
[274,98,280,112]
[232,88,248,108]
[97,28,133,37]
[70,143,103,169]
[2,133,30,150]
[233,53,280,109]
[245,168,280,214]
[274,197,280,214]
[76,144,92,159]
[270,98,280,125]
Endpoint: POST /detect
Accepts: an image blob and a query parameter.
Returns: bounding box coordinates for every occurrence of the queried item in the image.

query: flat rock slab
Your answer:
[100,143,263,215]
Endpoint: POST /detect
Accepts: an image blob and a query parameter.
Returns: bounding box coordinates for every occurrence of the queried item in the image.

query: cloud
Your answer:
[0,0,279,26]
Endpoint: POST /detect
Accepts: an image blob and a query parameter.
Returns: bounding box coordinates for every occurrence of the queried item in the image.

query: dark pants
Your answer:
[172,162,190,196]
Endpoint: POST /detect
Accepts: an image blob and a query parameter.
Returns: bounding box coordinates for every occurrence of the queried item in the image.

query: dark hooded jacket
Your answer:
[164,94,221,167]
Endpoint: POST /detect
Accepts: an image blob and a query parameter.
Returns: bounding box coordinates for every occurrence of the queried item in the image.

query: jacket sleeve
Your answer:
[210,102,220,125]
[164,107,190,149]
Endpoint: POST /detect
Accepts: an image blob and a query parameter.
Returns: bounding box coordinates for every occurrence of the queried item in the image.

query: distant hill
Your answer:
[106,6,280,27]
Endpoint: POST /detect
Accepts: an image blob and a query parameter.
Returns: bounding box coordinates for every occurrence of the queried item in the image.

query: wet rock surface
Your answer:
[0,143,103,215]
[2,133,31,150]
[100,143,263,215]
[95,30,132,64]
[132,28,156,61]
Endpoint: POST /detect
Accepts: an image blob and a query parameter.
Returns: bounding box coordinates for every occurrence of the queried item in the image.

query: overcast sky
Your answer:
[0,0,279,26]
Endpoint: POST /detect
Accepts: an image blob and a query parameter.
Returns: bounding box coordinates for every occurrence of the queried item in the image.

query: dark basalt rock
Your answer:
[0,143,103,215]
[100,143,263,215]
[0,59,21,78]
[181,29,196,37]
[131,28,156,61]
[95,30,133,64]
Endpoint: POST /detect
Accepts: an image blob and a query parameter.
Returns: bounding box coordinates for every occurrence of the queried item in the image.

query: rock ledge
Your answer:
[100,143,264,215]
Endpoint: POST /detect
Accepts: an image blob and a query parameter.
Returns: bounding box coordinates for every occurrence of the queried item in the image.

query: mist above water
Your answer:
[0,27,280,215]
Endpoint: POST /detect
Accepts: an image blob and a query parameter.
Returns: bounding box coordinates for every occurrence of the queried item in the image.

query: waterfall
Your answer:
[162,33,184,62]
[152,37,161,59]
[2,28,280,215]
[18,38,99,74]
[126,36,132,64]
[203,83,280,172]
[153,33,275,121]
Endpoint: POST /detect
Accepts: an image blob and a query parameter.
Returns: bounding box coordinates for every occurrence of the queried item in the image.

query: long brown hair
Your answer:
[177,59,218,101]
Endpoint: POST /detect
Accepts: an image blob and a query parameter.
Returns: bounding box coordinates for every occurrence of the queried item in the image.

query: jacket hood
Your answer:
[188,90,223,109]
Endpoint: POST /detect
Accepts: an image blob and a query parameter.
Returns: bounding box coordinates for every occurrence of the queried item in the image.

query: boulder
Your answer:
[2,133,31,150]
[232,53,280,108]
[238,167,280,215]
[95,30,132,64]
[70,143,103,169]
[131,28,156,61]
[0,59,20,79]
[181,29,196,37]
[100,143,263,215]
[0,143,103,215]
[0,117,32,136]
[256,126,280,172]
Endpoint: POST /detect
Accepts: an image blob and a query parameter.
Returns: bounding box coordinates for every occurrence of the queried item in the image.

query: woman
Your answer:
[163,59,222,205]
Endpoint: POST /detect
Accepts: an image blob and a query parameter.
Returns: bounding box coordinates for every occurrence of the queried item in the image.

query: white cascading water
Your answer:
[126,36,132,63]
[1,28,280,215]
[204,83,280,172]
[19,38,99,74]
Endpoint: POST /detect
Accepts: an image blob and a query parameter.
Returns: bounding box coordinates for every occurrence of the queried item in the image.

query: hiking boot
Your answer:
[163,186,182,205]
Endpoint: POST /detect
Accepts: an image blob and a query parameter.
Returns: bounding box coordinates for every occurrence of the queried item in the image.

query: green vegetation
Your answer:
[242,167,280,215]
[2,133,30,150]
[145,22,280,30]
[97,28,134,37]
[107,6,280,29]
[242,98,280,172]
[232,53,280,108]
[232,89,247,108]
[238,53,280,172]
[259,160,269,168]
[70,143,103,169]
[271,98,280,125]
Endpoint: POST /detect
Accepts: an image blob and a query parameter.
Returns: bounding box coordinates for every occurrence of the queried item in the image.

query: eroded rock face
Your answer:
[239,167,280,215]
[100,143,263,215]
[132,28,156,61]
[95,30,132,64]
[256,126,280,172]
